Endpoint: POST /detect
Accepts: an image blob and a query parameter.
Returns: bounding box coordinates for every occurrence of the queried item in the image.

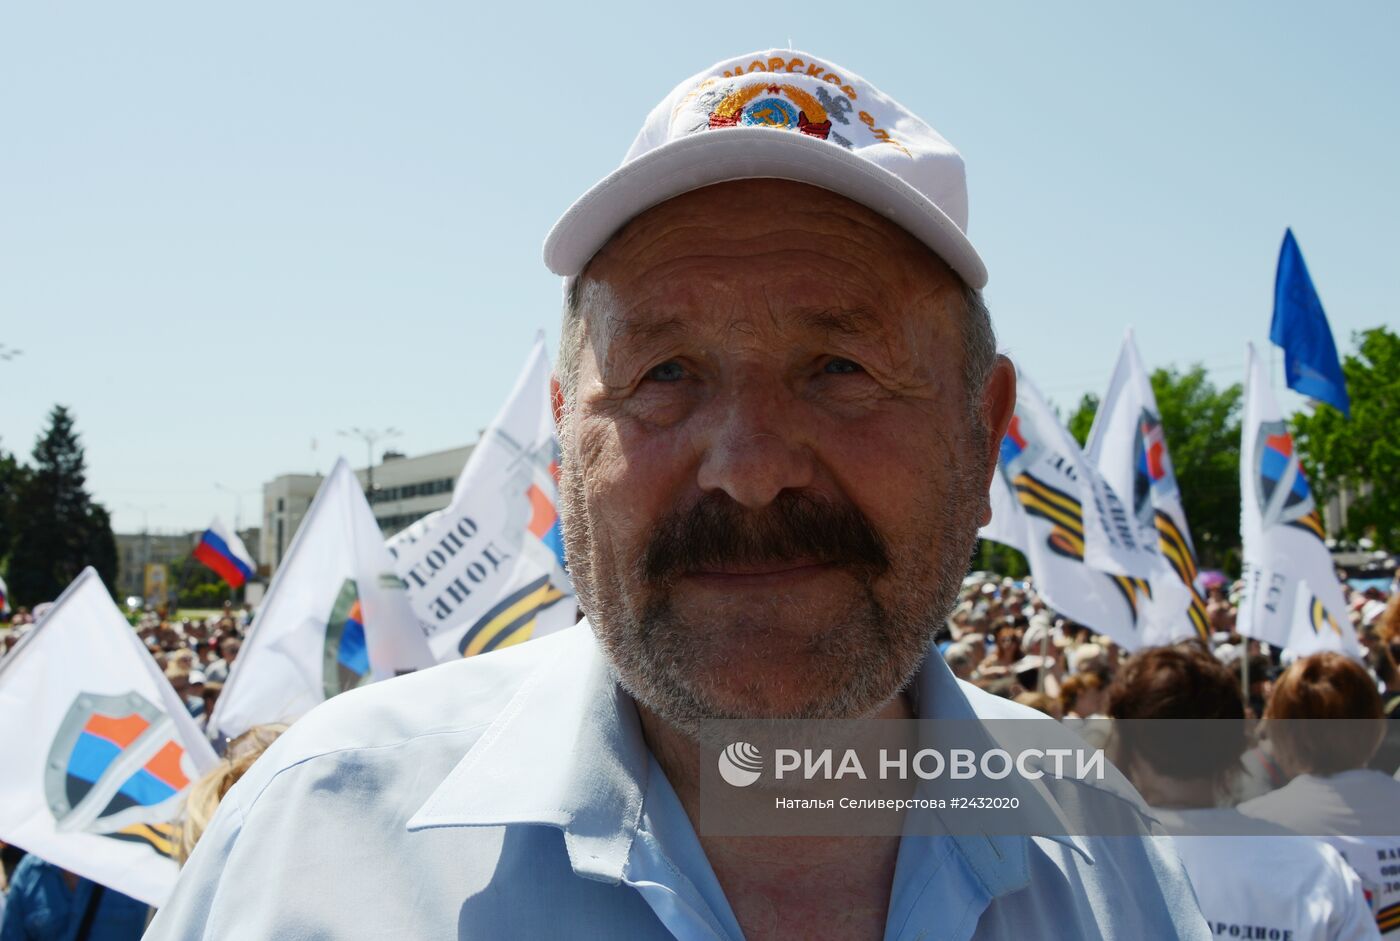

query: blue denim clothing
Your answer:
[1,855,149,941]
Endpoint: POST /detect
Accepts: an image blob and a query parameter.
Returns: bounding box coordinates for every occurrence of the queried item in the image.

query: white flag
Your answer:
[388,334,575,661]
[0,568,218,907]
[0,571,8,616]
[980,369,1166,650]
[211,459,436,739]
[1084,329,1207,643]
[1237,344,1360,657]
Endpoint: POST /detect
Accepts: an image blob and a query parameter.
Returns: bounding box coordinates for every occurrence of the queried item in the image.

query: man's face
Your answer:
[558,180,1014,730]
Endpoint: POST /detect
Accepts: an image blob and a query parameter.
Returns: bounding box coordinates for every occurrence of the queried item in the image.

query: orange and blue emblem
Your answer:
[457,454,569,658]
[525,459,567,571]
[323,579,371,698]
[1255,421,1324,539]
[45,692,188,857]
[1132,410,1177,524]
[999,415,1028,469]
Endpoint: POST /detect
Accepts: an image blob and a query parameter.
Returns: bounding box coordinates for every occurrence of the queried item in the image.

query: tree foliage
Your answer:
[6,406,117,605]
[0,440,27,573]
[1292,327,1400,547]
[1066,393,1099,448]
[169,552,232,607]
[971,540,1029,579]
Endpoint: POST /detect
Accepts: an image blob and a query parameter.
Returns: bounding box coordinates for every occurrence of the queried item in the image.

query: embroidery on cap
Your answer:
[812,86,855,149]
[812,86,852,125]
[706,82,832,140]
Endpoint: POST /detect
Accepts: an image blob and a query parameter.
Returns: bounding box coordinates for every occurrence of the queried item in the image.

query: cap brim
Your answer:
[543,128,987,289]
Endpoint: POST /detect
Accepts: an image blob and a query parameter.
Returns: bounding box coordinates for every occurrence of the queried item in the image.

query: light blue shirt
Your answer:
[145,623,1209,939]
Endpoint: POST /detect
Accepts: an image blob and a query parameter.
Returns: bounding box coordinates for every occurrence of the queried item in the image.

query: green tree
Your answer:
[7,406,117,604]
[0,439,28,569]
[1066,393,1099,447]
[168,552,232,608]
[1292,326,1400,547]
[971,540,1028,579]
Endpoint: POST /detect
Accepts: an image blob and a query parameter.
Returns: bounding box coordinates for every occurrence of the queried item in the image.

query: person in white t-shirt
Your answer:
[1110,646,1379,940]
[1240,652,1400,936]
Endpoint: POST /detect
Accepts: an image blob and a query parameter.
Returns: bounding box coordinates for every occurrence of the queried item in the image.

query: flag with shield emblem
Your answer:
[1237,343,1360,658]
[1084,329,1207,643]
[0,568,218,906]
[210,458,436,741]
[387,334,576,661]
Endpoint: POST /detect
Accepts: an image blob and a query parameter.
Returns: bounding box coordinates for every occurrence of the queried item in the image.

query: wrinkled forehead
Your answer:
[573,180,964,348]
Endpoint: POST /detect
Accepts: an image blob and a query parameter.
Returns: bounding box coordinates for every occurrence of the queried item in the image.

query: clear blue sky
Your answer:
[2,1,1396,535]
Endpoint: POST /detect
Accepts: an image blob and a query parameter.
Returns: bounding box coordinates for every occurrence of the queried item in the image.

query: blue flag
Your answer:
[1270,228,1349,415]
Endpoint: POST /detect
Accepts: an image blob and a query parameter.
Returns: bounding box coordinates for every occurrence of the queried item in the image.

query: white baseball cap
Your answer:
[543,49,987,288]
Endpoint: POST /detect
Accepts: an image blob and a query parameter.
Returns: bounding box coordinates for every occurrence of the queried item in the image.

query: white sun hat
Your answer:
[543,49,987,288]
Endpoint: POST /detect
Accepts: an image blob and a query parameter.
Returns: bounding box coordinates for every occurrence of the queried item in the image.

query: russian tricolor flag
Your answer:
[193,518,256,589]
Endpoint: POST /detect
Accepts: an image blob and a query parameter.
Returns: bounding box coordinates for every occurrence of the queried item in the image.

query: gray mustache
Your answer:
[642,491,890,584]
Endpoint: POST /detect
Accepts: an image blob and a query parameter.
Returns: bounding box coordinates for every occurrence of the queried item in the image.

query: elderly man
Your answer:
[148,50,1207,940]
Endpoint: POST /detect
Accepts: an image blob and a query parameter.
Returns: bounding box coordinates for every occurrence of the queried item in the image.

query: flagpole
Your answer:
[1240,641,1250,716]
[1037,623,1050,694]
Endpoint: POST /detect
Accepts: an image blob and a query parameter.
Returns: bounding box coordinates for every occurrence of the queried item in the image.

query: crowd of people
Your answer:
[0,601,261,938]
[1,601,249,732]
[938,571,1400,725]
[936,570,1400,937]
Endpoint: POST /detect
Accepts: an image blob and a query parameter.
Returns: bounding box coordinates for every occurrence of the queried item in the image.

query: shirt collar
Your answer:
[406,623,647,883]
[407,620,1093,893]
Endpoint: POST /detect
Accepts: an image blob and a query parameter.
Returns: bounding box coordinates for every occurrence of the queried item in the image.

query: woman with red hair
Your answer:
[1109,646,1376,940]
[1239,653,1400,936]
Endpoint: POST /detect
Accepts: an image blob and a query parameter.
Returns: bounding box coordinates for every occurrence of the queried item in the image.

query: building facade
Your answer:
[261,474,324,573]
[115,532,196,601]
[260,444,473,573]
[358,445,473,537]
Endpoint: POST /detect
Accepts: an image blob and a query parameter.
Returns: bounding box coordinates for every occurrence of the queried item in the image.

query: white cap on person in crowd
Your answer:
[1360,599,1387,627]
[1070,643,1104,673]
[544,49,987,288]
[1012,654,1056,676]
[1214,643,1242,667]
[1022,618,1052,652]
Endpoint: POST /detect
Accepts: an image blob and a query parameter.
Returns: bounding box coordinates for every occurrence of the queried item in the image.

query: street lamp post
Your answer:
[213,482,244,530]
[337,427,401,496]
[121,502,165,603]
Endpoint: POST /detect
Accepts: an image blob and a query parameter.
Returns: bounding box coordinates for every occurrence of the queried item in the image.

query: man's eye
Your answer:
[645,361,687,382]
[823,357,864,375]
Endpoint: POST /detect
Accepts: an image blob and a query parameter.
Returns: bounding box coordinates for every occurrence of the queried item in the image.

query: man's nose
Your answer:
[694,380,815,508]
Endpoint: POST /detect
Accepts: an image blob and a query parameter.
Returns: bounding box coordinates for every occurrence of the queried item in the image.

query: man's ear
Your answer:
[979,355,1016,527]
[551,373,565,430]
